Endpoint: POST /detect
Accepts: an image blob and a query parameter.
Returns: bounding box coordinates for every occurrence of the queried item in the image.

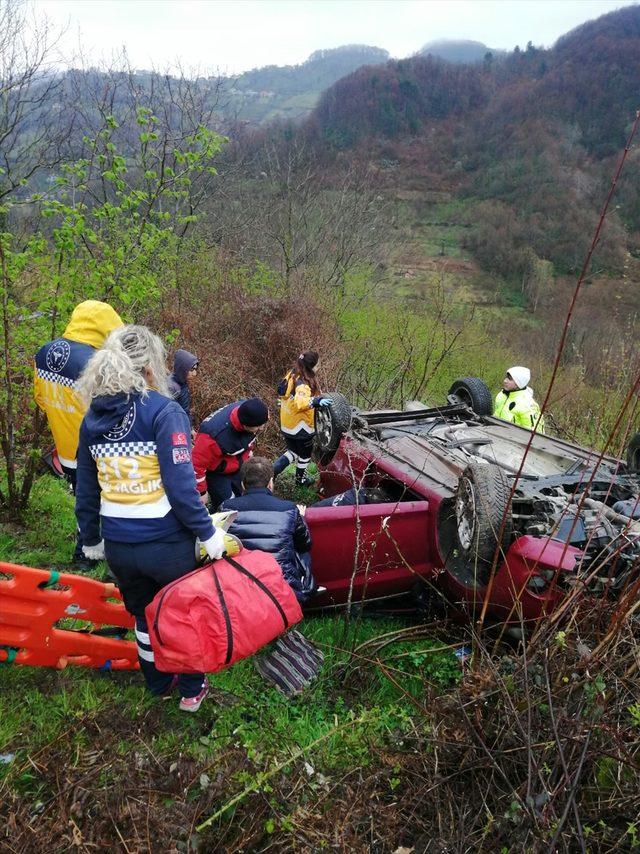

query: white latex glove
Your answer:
[199,527,226,561]
[199,491,209,505]
[82,540,105,561]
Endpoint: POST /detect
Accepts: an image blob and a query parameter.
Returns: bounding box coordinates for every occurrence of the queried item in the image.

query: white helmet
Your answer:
[507,366,531,389]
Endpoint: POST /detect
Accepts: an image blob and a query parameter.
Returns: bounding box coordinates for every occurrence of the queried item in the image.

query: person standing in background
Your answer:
[34,300,123,568]
[273,350,330,487]
[168,348,199,432]
[494,366,545,432]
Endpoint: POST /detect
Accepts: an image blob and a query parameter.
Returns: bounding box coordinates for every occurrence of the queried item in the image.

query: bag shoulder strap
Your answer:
[223,555,290,630]
[211,567,234,665]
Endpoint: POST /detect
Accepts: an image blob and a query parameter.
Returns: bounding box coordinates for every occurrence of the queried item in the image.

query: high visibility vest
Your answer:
[278,372,315,436]
[494,388,545,433]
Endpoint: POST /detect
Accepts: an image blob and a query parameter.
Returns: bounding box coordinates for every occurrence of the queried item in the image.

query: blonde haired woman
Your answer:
[75,325,225,712]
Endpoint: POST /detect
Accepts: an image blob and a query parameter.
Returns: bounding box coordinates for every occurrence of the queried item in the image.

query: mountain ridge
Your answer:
[418,39,506,63]
[303,5,640,283]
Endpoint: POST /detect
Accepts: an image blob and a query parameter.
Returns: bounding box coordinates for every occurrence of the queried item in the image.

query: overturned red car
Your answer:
[304,379,640,625]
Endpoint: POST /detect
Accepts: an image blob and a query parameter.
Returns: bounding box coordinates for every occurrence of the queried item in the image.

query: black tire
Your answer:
[447,463,513,586]
[627,433,640,473]
[313,392,352,466]
[447,377,493,416]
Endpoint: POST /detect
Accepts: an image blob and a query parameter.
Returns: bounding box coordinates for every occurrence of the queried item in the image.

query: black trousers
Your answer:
[63,464,84,561]
[104,533,204,698]
[205,471,243,510]
[273,433,314,476]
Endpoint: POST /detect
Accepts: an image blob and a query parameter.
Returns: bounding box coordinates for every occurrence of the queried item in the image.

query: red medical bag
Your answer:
[145,551,302,674]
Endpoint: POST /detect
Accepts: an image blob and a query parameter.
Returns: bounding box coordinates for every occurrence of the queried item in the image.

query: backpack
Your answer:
[145,550,303,674]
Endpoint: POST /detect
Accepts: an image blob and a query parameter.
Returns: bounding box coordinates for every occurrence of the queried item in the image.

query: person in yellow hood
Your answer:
[34,300,123,565]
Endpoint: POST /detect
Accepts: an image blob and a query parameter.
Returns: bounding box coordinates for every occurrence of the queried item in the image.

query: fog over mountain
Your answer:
[418,39,507,63]
[220,44,390,124]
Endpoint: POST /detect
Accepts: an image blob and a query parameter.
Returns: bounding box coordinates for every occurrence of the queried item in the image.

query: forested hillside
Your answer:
[313,6,640,155]
[309,5,640,284]
[225,44,390,123]
[53,44,390,134]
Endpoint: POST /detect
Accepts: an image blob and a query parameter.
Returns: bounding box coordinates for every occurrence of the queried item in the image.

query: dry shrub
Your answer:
[544,364,640,454]
[144,271,342,455]
[367,599,640,853]
[4,598,639,852]
[0,696,257,854]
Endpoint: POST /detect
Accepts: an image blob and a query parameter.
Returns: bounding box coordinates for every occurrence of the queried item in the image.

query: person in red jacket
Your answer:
[192,398,269,509]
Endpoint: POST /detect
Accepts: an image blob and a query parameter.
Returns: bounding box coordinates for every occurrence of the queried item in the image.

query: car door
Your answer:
[305,500,432,606]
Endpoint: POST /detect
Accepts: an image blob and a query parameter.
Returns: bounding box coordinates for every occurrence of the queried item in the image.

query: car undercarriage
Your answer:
[309,383,640,619]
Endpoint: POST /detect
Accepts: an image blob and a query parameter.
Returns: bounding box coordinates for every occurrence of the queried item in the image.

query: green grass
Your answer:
[413,199,474,261]
[419,224,472,261]
[337,280,515,408]
[0,612,458,787]
[273,461,320,504]
[0,475,462,805]
[0,475,98,571]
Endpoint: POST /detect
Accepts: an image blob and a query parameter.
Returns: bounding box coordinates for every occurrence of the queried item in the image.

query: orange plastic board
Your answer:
[0,562,138,670]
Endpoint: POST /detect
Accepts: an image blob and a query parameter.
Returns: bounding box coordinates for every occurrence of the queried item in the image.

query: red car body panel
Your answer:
[306,501,431,605]
[442,536,583,621]
[308,436,586,622]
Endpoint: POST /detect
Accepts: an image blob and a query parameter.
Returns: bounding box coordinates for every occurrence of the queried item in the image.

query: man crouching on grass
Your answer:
[222,457,322,696]
[221,456,316,603]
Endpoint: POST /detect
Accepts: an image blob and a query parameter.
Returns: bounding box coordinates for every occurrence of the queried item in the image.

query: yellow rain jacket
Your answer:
[494,387,545,433]
[33,301,123,470]
[278,371,316,436]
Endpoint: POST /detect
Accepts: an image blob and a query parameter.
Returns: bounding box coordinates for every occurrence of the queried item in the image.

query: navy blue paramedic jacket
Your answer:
[192,402,257,494]
[76,390,214,545]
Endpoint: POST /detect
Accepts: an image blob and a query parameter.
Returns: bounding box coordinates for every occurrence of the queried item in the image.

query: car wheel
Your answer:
[627,432,640,472]
[314,392,353,466]
[447,377,493,416]
[450,463,513,585]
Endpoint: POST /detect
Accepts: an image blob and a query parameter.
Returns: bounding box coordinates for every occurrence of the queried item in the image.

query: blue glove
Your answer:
[313,397,331,408]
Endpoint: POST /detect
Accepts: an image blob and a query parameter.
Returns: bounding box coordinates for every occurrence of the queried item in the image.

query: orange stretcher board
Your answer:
[0,562,138,670]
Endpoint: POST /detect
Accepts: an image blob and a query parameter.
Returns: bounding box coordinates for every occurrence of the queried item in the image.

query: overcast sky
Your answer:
[34,0,630,75]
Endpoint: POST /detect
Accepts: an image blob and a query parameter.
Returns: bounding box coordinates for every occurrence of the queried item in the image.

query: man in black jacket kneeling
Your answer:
[221,457,316,603]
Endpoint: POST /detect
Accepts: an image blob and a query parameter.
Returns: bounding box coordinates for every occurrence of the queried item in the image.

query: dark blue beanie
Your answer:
[237,397,269,427]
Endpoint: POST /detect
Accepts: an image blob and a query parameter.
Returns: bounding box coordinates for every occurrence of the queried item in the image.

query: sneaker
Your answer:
[71,556,100,573]
[178,678,209,713]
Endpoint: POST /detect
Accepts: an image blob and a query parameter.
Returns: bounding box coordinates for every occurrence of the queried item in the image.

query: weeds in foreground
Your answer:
[0,614,463,851]
[4,597,638,852]
[3,479,640,851]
